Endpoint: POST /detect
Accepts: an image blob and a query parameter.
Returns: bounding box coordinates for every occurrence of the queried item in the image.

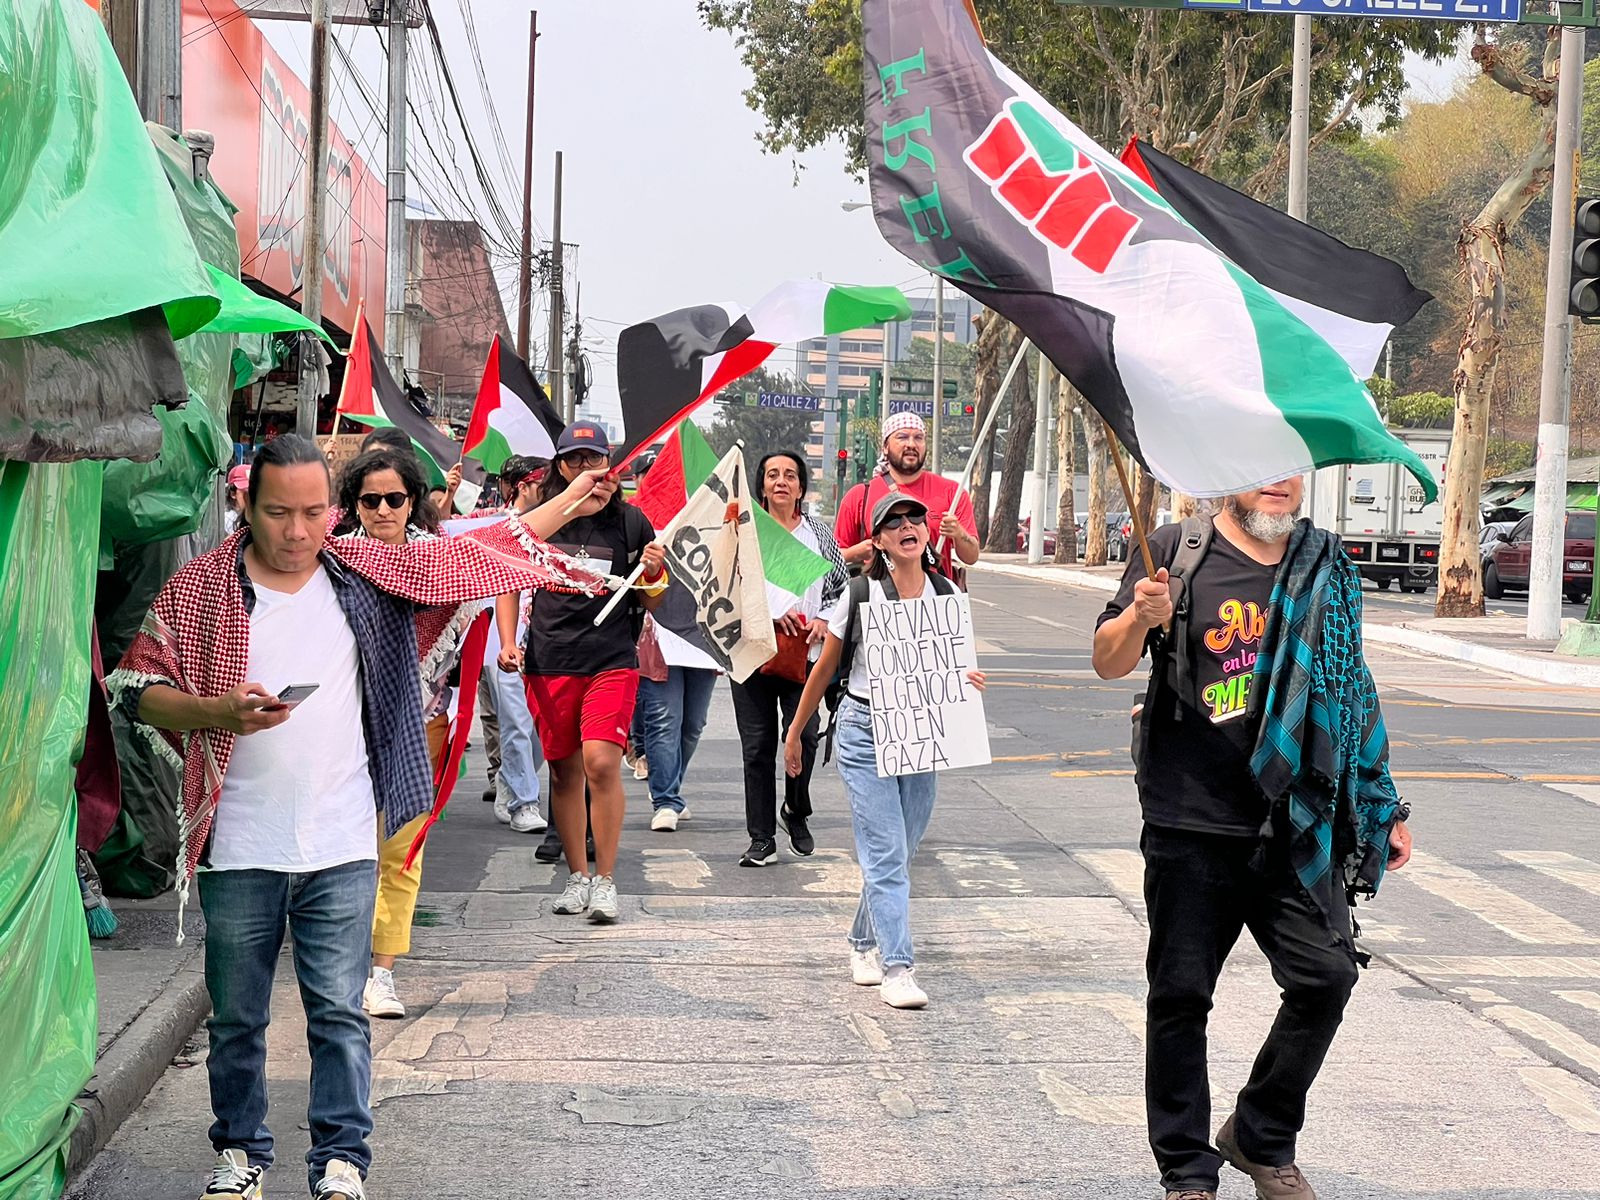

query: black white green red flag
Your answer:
[463,334,565,473]
[336,308,461,488]
[861,0,1436,500]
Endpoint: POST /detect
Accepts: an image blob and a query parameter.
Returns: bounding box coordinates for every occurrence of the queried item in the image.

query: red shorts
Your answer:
[523,669,640,762]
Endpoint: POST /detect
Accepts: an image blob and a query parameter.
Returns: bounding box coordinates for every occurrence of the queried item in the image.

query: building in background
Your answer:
[412,217,514,429]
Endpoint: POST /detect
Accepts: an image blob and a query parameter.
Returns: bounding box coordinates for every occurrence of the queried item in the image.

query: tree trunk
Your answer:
[1083,408,1112,566]
[1436,31,1560,618]
[986,336,1036,553]
[969,310,1006,545]
[1054,376,1078,564]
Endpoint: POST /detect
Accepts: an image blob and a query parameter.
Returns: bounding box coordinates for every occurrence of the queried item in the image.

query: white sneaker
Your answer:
[678,807,691,821]
[551,872,591,914]
[632,754,650,781]
[363,967,405,1019]
[880,968,928,1010]
[313,1159,366,1199]
[850,947,884,987]
[650,807,679,832]
[202,1149,264,1199]
[509,805,547,833]
[492,777,514,824]
[587,874,620,923]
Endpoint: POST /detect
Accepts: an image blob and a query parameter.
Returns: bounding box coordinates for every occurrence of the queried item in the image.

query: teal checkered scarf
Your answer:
[1248,521,1403,919]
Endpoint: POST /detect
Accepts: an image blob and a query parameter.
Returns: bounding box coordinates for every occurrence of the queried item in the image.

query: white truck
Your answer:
[1308,428,1450,594]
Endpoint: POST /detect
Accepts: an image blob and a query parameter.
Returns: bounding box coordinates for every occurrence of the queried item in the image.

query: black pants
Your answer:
[729,671,819,841]
[1142,824,1359,1193]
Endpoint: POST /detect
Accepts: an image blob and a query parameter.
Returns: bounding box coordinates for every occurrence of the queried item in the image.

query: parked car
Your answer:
[1015,518,1057,556]
[1483,510,1596,604]
[1106,511,1130,562]
[1478,520,1518,576]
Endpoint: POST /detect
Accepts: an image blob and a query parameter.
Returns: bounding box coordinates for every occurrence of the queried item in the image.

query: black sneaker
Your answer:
[740,837,778,867]
[534,828,563,863]
[781,804,815,856]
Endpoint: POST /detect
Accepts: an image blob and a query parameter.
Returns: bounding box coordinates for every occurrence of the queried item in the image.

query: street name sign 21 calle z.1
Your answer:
[1185,0,1520,21]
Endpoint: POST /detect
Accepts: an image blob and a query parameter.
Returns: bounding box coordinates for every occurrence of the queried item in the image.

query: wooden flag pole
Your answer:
[1109,434,1156,579]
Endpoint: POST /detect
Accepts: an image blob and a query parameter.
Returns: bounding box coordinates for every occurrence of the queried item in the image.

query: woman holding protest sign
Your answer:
[783,493,985,1010]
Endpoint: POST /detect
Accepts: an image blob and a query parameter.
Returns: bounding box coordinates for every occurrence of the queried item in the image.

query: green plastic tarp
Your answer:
[199,266,335,345]
[0,2,217,341]
[0,460,100,1200]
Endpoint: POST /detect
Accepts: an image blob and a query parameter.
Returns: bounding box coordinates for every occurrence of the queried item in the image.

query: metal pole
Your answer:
[136,0,181,128]
[383,0,408,382]
[1287,15,1311,222]
[937,336,1030,560]
[1028,358,1053,563]
[931,274,945,472]
[516,11,539,360]
[1529,25,1586,640]
[547,150,566,421]
[297,0,331,436]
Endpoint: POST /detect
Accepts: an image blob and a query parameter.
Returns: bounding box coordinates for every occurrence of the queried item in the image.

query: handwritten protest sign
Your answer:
[860,592,990,777]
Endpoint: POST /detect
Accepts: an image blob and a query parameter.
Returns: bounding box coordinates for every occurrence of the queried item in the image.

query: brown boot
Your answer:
[1165,1191,1217,1200]
[1215,1114,1317,1200]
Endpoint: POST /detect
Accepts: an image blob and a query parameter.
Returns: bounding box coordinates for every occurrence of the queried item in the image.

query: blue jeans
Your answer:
[199,860,377,1190]
[834,697,938,968]
[484,618,543,812]
[637,667,718,811]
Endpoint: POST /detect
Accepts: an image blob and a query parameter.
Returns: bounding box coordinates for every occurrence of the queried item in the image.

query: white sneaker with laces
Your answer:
[551,872,591,914]
[678,807,691,821]
[650,807,679,832]
[202,1149,264,1199]
[492,777,514,824]
[588,874,620,923]
[880,967,928,1009]
[313,1159,366,1199]
[509,805,546,833]
[850,948,884,987]
[363,967,405,1019]
[632,754,650,781]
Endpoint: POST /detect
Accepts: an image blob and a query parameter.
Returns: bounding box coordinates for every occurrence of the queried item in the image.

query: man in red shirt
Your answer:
[834,411,981,579]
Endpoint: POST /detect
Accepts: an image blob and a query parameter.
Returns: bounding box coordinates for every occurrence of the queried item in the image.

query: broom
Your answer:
[78,848,118,939]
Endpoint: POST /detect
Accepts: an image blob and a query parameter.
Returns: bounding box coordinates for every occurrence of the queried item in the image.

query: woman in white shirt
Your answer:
[728,451,847,868]
[783,493,984,1010]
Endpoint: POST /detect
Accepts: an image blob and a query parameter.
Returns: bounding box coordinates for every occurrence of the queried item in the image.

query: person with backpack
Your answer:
[1093,478,1413,1200]
[783,493,985,1010]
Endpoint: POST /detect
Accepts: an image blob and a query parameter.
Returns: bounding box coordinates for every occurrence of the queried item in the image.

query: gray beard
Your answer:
[1226,497,1298,541]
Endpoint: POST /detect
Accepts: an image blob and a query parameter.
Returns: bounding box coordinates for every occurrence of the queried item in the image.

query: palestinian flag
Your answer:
[1119,140,1430,379]
[463,334,565,473]
[614,279,911,465]
[336,307,462,488]
[861,0,1437,501]
[635,417,833,611]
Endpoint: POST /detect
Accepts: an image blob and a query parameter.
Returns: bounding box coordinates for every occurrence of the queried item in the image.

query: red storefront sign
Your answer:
[181,0,386,339]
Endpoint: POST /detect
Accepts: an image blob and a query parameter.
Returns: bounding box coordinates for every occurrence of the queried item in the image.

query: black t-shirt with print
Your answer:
[524,504,654,677]
[1096,522,1279,836]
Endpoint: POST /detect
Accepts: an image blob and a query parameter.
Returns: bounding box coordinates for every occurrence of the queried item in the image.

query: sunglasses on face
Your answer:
[563,451,608,470]
[358,491,410,512]
[878,511,927,532]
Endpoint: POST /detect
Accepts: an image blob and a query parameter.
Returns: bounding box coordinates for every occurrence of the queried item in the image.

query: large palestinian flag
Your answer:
[862,0,1436,501]
[614,280,911,465]
[336,308,462,488]
[1119,139,1430,379]
[463,334,565,473]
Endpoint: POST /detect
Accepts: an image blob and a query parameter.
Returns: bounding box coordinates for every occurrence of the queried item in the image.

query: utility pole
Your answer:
[100,0,139,92]
[1529,26,1586,641]
[517,12,540,360]
[297,0,332,436]
[1287,15,1310,223]
[547,150,566,420]
[136,0,182,128]
[1028,359,1053,564]
[931,274,945,472]
[383,0,408,382]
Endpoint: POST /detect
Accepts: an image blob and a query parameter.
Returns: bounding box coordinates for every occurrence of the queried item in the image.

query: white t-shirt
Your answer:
[208,566,378,872]
[826,577,935,701]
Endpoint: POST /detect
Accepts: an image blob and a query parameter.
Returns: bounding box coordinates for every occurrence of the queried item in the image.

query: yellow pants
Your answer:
[372,714,448,957]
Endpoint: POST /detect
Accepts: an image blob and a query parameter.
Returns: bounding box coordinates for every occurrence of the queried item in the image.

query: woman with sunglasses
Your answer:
[334,448,452,1019]
[782,493,985,1010]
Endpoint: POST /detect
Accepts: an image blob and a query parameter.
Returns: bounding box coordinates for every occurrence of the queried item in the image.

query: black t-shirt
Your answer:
[524,504,654,677]
[1096,522,1278,836]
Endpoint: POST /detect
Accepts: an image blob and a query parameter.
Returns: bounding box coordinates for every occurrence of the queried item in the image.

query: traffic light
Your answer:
[1571,196,1600,321]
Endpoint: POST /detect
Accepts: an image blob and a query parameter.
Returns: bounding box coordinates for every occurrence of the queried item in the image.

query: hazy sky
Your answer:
[263,2,1473,430]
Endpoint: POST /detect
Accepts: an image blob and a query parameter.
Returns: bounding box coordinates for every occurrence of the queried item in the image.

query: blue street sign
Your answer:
[888,398,936,417]
[757,391,823,411]
[1244,0,1520,22]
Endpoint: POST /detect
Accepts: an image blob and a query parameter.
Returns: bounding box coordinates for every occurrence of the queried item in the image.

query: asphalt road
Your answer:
[1359,582,1592,623]
[70,571,1600,1200]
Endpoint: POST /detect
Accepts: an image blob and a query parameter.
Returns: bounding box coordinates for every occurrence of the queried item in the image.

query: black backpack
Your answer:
[1129,515,1213,772]
[819,568,958,764]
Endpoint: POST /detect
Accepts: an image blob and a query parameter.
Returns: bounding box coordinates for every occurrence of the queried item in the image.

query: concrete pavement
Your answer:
[68,570,1600,1199]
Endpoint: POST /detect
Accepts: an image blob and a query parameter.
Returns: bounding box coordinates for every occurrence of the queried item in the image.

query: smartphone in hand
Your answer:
[265,683,320,712]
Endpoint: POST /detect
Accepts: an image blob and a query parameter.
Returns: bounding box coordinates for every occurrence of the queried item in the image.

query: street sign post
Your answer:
[756,391,824,411]
[889,376,960,399]
[888,398,936,417]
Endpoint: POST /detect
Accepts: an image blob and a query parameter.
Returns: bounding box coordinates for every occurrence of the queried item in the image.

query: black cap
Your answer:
[555,419,612,458]
[498,454,545,489]
[869,492,928,534]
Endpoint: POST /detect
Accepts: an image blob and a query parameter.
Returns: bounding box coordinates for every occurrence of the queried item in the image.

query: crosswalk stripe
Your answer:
[1073,849,1146,918]
[1483,1004,1600,1075]
[1397,852,1599,945]
[1501,851,1600,901]
[1555,990,1600,1017]
[1389,955,1600,979]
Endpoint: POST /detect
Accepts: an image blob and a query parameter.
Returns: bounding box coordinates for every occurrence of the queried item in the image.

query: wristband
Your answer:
[641,563,667,584]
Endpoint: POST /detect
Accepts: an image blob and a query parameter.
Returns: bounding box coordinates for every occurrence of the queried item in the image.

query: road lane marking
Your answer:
[1518,1067,1600,1135]
[480,846,557,892]
[985,990,1146,1041]
[1546,784,1600,810]
[1389,956,1600,978]
[1073,849,1147,919]
[1502,851,1600,900]
[1484,1004,1600,1074]
[1555,990,1600,1016]
[933,848,1031,894]
[1399,853,1599,945]
[846,1013,892,1052]
[1037,1069,1144,1127]
[640,848,713,890]
[795,848,864,895]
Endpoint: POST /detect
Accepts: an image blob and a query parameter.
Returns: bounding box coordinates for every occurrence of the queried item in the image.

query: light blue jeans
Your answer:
[637,667,718,811]
[834,696,938,968]
[483,618,543,812]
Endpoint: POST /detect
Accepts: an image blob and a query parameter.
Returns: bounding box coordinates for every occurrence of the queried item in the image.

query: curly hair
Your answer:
[334,448,440,536]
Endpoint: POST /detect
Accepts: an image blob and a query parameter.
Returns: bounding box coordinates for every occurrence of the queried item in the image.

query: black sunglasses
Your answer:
[878,511,927,532]
[358,491,410,511]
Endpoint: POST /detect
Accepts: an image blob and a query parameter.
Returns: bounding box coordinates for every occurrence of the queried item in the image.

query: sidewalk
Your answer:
[971,554,1600,687]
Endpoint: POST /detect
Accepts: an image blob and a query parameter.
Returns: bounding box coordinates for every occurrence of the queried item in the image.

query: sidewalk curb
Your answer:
[66,958,210,1178]
[969,558,1120,593]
